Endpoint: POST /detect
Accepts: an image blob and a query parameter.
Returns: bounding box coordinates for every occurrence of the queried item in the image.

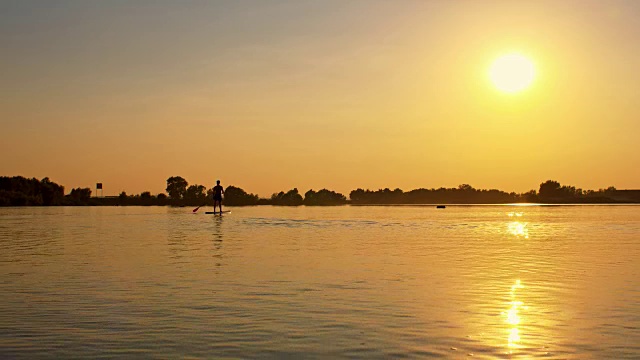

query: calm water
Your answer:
[1,205,639,359]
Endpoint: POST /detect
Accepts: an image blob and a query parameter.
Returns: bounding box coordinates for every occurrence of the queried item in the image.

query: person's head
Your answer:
[216,180,220,185]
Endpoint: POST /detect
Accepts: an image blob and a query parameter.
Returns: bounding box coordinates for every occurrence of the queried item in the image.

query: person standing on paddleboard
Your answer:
[212,180,224,213]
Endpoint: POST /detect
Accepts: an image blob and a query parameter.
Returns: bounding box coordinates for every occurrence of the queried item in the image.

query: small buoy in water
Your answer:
[437,205,446,209]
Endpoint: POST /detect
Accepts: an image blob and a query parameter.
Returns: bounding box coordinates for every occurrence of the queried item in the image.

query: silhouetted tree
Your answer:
[458,184,473,191]
[0,176,67,206]
[66,187,92,205]
[538,180,585,201]
[118,191,128,205]
[184,184,207,205]
[271,188,303,206]
[224,186,259,206]
[539,180,562,199]
[523,189,539,202]
[349,189,366,204]
[166,176,188,200]
[139,191,153,206]
[304,189,347,205]
[40,177,64,205]
[155,193,168,205]
[256,198,272,205]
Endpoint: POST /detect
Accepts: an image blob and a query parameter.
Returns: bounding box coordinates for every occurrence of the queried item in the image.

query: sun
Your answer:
[489,53,535,93]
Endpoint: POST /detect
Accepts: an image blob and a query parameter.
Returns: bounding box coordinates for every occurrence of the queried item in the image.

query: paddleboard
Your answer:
[205,211,231,215]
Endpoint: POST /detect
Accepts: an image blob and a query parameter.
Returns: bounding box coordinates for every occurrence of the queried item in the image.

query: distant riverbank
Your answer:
[2,176,639,207]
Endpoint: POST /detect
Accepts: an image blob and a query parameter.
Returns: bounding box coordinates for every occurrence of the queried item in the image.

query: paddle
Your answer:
[192,204,206,213]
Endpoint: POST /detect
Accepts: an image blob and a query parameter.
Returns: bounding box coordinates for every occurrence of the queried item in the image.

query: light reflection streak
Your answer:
[507,212,529,239]
[505,280,525,351]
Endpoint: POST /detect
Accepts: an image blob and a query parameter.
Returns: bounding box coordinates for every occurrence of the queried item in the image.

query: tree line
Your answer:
[164,176,347,206]
[349,181,623,204]
[0,176,87,206]
[0,176,635,207]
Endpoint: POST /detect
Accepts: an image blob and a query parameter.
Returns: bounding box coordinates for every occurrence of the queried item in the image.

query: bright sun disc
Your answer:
[489,53,535,93]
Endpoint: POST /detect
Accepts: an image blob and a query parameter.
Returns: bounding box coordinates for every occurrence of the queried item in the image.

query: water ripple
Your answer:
[0,205,638,358]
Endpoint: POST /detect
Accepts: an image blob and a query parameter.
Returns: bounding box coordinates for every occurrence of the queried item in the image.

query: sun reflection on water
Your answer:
[507,212,529,239]
[505,280,525,351]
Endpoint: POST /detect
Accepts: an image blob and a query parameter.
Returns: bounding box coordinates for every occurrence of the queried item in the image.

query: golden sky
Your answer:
[1,0,638,196]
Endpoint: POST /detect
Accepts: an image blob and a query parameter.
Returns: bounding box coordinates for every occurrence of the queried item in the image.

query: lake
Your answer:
[1,205,639,358]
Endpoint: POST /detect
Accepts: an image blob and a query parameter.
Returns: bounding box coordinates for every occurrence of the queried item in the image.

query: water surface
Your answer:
[1,205,639,358]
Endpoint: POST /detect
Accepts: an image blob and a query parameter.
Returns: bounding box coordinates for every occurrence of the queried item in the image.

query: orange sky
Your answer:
[1,1,639,196]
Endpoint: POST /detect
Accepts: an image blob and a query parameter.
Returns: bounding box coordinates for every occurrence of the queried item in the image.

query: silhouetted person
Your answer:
[212,180,224,213]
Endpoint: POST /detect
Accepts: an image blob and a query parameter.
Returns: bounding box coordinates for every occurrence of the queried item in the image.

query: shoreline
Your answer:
[2,202,640,208]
